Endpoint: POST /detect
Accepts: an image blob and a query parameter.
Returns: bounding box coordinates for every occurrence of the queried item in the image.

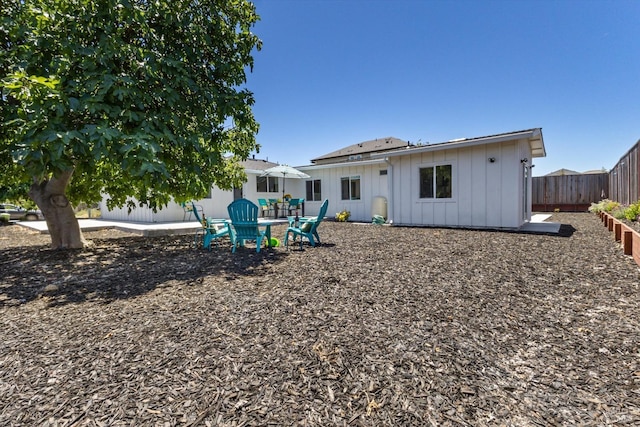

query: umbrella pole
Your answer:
[282,174,285,218]
[282,173,286,201]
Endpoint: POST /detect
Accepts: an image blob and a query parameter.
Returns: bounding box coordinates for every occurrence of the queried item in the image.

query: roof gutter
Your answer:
[297,158,387,171]
[371,128,546,159]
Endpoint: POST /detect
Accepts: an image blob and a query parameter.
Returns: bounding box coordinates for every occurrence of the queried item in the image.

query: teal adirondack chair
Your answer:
[286,198,304,216]
[284,199,329,250]
[258,198,274,218]
[227,198,271,253]
[191,202,230,250]
[181,201,204,221]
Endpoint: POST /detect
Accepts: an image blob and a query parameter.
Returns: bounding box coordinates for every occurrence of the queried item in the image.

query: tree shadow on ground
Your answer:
[0,234,289,308]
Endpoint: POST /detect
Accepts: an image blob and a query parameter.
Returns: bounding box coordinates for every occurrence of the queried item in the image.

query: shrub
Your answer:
[589,199,620,214]
[624,201,640,221]
[613,206,627,220]
[335,210,350,222]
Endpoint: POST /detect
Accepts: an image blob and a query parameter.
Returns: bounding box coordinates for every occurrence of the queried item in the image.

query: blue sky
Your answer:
[247,0,639,176]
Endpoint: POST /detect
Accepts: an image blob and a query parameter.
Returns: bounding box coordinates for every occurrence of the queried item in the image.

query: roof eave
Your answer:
[528,128,546,158]
[372,128,546,159]
[297,158,387,171]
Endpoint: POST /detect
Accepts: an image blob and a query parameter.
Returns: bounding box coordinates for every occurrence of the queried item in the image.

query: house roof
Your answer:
[582,168,608,175]
[310,137,411,163]
[241,157,279,174]
[545,168,581,176]
[371,128,546,159]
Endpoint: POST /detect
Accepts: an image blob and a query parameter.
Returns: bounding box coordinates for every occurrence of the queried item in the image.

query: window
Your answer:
[419,165,452,199]
[341,176,361,200]
[306,179,322,201]
[256,176,279,193]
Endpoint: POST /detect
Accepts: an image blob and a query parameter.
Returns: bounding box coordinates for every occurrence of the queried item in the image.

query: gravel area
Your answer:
[0,213,639,426]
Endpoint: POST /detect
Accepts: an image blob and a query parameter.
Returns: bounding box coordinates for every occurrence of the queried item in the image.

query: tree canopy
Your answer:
[1,0,262,214]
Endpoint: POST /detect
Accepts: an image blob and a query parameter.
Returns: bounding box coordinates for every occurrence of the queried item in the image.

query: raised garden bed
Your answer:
[599,211,640,265]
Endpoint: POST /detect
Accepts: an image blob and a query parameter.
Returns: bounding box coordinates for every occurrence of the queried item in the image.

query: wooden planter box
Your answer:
[601,212,639,264]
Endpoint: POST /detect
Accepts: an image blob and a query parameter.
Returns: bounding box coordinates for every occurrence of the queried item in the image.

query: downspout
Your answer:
[384,157,394,224]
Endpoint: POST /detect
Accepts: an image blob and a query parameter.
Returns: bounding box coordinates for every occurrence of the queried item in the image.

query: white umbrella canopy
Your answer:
[260,165,310,200]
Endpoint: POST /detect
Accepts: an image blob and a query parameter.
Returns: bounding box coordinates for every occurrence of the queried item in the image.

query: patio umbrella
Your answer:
[260,165,310,200]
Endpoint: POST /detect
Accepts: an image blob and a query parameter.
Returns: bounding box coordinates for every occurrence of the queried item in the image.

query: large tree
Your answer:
[1,0,261,248]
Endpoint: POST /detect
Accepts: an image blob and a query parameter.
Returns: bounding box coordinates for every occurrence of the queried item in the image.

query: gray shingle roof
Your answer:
[240,158,279,171]
[311,137,410,163]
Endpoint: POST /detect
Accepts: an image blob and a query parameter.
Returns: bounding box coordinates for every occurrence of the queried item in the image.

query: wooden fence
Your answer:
[532,173,608,212]
[608,140,640,205]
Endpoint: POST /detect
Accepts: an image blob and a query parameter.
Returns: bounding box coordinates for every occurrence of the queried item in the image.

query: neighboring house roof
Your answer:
[311,137,411,164]
[545,168,581,176]
[241,157,279,174]
[371,128,546,159]
[582,168,608,175]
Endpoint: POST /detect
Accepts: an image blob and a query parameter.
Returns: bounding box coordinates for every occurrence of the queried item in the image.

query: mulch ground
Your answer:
[0,213,639,426]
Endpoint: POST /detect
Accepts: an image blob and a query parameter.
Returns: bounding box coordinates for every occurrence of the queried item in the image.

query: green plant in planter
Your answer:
[589,199,620,214]
[624,201,640,221]
[613,205,627,220]
[335,210,350,222]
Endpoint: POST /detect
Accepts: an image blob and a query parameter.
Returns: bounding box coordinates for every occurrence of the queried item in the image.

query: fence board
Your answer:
[609,139,640,205]
[532,173,608,211]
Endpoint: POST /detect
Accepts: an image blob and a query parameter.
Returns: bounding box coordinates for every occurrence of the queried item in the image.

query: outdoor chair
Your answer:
[258,198,274,218]
[191,202,230,250]
[284,199,328,250]
[227,198,271,253]
[181,201,204,221]
[286,198,304,216]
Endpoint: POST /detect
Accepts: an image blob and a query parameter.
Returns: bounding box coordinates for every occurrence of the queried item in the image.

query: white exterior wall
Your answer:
[100,174,266,222]
[99,136,537,227]
[99,199,185,222]
[99,171,312,221]
[244,173,306,208]
[299,161,389,221]
[388,138,534,229]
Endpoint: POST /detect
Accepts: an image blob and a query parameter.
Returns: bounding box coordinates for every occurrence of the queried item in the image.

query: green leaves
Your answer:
[1,0,262,209]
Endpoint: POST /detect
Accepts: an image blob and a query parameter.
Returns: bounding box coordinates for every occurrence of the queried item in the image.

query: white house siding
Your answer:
[100,187,235,222]
[102,170,326,222]
[99,198,185,222]
[388,139,534,229]
[245,173,306,206]
[200,187,235,219]
[299,161,388,221]
[99,131,541,226]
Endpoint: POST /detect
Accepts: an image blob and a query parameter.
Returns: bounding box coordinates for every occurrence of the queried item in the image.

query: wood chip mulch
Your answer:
[0,213,639,426]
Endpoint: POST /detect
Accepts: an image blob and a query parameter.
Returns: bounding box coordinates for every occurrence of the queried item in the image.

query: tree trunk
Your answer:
[29,170,87,249]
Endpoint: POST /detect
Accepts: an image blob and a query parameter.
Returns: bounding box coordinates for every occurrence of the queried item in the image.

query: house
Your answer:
[100,128,546,230]
[99,157,286,221]
[545,168,581,176]
[297,128,546,229]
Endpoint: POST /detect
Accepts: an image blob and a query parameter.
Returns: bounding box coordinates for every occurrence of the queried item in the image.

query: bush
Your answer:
[592,198,640,222]
[589,199,620,214]
[612,206,627,220]
[624,201,640,221]
[335,210,350,222]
